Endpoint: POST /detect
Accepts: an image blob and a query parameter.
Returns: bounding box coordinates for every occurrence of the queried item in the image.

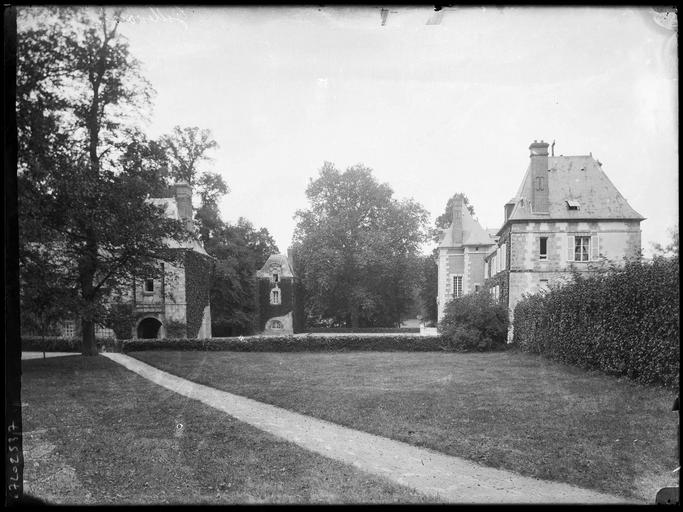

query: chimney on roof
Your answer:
[451,194,464,245]
[174,181,194,232]
[529,140,550,213]
[504,199,516,222]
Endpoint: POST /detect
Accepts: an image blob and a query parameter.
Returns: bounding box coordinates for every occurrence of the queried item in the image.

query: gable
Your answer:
[257,254,296,279]
[439,201,497,248]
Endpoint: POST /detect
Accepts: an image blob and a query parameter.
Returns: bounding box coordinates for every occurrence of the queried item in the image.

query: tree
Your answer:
[17,7,187,355]
[652,224,679,260]
[417,254,438,324]
[205,218,279,336]
[293,162,429,328]
[158,125,228,244]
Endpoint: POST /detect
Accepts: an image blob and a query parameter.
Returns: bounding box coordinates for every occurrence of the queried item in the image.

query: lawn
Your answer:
[131,349,680,502]
[21,355,431,504]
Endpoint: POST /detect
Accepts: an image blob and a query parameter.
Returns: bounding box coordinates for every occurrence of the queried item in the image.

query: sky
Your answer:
[113,6,678,256]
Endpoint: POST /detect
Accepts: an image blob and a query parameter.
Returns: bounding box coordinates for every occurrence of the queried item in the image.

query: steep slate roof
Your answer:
[439,202,496,248]
[256,254,296,278]
[505,155,644,227]
[148,197,209,257]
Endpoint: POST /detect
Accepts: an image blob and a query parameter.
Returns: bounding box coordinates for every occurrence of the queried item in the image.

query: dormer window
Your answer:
[270,265,281,283]
[566,200,580,210]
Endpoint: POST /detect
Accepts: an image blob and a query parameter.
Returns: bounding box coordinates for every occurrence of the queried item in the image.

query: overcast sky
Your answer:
[115,6,678,257]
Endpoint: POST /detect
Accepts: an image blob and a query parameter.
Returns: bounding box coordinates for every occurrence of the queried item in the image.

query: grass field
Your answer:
[21,355,430,504]
[131,349,680,502]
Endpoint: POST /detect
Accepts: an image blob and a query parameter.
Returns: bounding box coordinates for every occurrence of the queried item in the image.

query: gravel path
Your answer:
[103,353,637,504]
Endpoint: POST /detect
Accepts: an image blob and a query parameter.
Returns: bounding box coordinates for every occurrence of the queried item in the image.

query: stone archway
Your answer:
[137,317,163,339]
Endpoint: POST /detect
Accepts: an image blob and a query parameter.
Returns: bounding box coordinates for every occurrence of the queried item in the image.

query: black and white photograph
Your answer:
[5,5,679,505]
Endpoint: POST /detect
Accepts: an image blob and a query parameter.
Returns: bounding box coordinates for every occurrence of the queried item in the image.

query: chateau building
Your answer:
[25,182,213,340]
[436,194,497,323]
[484,140,644,339]
[131,181,213,339]
[255,252,304,335]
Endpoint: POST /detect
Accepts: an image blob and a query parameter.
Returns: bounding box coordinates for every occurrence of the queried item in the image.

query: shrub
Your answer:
[439,291,509,351]
[121,333,504,353]
[305,327,420,334]
[164,319,188,339]
[103,303,134,340]
[21,336,121,353]
[513,257,679,388]
[21,336,81,352]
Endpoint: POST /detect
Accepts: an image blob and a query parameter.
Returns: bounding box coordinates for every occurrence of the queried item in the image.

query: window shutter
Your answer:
[591,235,599,260]
[567,236,574,261]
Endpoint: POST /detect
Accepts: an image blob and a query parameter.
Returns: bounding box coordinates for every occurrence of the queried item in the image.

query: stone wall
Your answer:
[490,219,641,336]
[257,277,297,334]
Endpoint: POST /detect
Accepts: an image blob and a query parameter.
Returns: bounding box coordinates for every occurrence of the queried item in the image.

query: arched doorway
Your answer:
[137,317,162,339]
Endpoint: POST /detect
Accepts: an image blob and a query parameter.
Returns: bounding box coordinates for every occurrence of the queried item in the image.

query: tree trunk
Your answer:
[351,305,359,329]
[81,318,98,356]
[79,236,99,356]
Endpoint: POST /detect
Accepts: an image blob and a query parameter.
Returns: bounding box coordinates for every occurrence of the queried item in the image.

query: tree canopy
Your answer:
[205,218,279,336]
[17,7,187,354]
[292,162,429,328]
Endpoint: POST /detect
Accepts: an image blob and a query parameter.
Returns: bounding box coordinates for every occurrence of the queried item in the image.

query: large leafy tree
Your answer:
[417,254,438,324]
[157,125,228,244]
[293,162,429,328]
[17,7,187,355]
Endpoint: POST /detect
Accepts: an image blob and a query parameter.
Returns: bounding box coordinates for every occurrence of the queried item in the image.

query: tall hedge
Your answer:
[513,257,679,388]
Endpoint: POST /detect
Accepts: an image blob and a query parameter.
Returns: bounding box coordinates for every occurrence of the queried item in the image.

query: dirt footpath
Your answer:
[103,353,639,504]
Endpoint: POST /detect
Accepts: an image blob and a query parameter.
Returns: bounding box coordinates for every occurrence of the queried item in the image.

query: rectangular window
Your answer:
[574,236,591,262]
[452,275,463,298]
[144,278,154,293]
[539,237,548,260]
[273,273,279,283]
[62,320,75,338]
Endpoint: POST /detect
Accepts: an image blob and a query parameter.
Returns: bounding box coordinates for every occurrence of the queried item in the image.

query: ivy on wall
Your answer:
[164,318,187,339]
[184,250,213,338]
[256,277,296,332]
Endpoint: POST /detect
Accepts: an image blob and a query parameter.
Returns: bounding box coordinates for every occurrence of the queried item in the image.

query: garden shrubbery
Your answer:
[439,291,509,351]
[122,334,456,352]
[305,327,420,334]
[513,257,679,388]
[21,336,121,353]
